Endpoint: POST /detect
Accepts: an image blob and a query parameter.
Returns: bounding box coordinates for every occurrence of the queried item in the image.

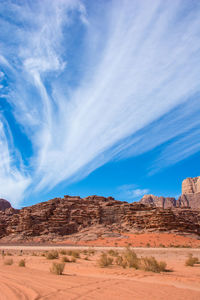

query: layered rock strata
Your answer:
[0,195,200,242]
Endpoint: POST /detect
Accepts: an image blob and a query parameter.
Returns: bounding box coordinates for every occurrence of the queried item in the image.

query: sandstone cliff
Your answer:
[0,194,200,242]
[140,176,200,209]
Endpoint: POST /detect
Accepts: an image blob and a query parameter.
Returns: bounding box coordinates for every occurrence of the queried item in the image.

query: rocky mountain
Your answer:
[0,199,12,211]
[0,176,199,243]
[140,176,200,209]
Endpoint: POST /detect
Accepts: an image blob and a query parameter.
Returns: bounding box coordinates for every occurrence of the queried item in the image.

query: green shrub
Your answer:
[185,254,199,266]
[98,253,113,267]
[46,250,59,260]
[4,258,13,265]
[140,256,167,273]
[19,259,26,267]
[50,262,65,275]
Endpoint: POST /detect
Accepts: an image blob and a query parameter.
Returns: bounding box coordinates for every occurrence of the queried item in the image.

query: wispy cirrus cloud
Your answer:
[0,0,200,206]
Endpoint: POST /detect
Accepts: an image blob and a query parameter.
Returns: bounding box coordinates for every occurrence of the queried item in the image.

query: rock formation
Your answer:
[0,176,200,243]
[140,195,176,209]
[0,194,200,243]
[182,177,200,194]
[0,199,12,211]
[140,176,200,209]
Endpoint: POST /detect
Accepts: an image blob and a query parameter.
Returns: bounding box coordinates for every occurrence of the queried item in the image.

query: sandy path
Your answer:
[0,248,200,300]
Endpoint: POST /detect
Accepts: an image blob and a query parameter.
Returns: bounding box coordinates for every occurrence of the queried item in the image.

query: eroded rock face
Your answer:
[0,199,12,211]
[182,177,200,194]
[140,195,176,209]
[0,194,200,242]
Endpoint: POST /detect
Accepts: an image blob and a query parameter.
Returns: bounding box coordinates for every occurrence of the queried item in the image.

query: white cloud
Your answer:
[118,184,149,200]
[0,0,200,204]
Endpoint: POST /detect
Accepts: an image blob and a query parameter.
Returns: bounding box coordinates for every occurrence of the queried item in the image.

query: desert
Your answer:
[0,245,200,300]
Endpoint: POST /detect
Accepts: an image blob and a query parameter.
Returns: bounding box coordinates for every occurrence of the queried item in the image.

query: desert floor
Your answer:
[0,246,200,300]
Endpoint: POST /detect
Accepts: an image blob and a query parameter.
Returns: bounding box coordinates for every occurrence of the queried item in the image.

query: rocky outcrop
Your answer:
[182,177,200,194]
[0,194,200,242]
[0,199,12,211]
[140,176,200,209]
[140,195,176,209]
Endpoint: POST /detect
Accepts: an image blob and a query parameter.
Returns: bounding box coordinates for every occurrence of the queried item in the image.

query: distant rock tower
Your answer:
[182,177,200,194]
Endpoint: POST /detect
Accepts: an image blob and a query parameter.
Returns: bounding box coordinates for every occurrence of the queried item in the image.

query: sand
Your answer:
[0,246,200,299]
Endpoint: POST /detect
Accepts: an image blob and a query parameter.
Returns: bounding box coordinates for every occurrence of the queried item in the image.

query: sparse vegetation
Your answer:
[59,249,67,255]
[71,250,80,259]
[108,249,119,257]
[140,256,167,273]
[50,262,65,275]
[18,259,26,267]
[4,258,13,265]
[46,250,59,260]
[61,256,71,263]
[98,253,113,267]
[185,253,199,266]
[123,247,139,269]
[71,257,76,263]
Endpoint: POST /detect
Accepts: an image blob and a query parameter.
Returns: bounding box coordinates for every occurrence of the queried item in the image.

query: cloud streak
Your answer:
[0,0,200,205]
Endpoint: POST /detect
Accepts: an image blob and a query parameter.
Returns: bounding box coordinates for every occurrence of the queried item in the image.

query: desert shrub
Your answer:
[123,247,139,269]
[83,250,88,255]
[50,262,65,275]
[108,249,119,257]
[146,243,150,248]
[7,252,13,256]
[59,249,67,255]
[84,256,89,260]
[98,253,113,268]
[4,258,13,265]
[185,254,199,266]
[88,248,96,256]
[70,257,76,263]
[66,250,73,256]
[32,252,37,256]
[115,255,127,268]
[140,256,167,273]
[61,256,70,263]
[19,259,26,267]
[71,250,80,258]
[46,250,59,260]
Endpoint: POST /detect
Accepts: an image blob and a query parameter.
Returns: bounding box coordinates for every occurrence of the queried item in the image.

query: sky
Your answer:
[0,0,200,208]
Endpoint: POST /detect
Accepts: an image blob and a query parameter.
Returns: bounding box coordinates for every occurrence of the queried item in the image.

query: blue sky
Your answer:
[0,0,200,207]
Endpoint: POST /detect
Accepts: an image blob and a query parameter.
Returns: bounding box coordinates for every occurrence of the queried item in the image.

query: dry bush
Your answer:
[115,255,127,268]
[46,250,59,260]
[140,256,167,273]
[71,250,80,258]
[7,252,13,256]
[50,262,65,275]
[19,259,26,267]
[4,258,13,265]
[59,249,67,255]
[65,250,72,256]
[84,256,90,260]
[70,257,76,263]
[108,249,119,257]
[123,247,139,269]
[61,256,71,263]
[88,248,96,256]
[185,254,199,266]
[98,253,113,267]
